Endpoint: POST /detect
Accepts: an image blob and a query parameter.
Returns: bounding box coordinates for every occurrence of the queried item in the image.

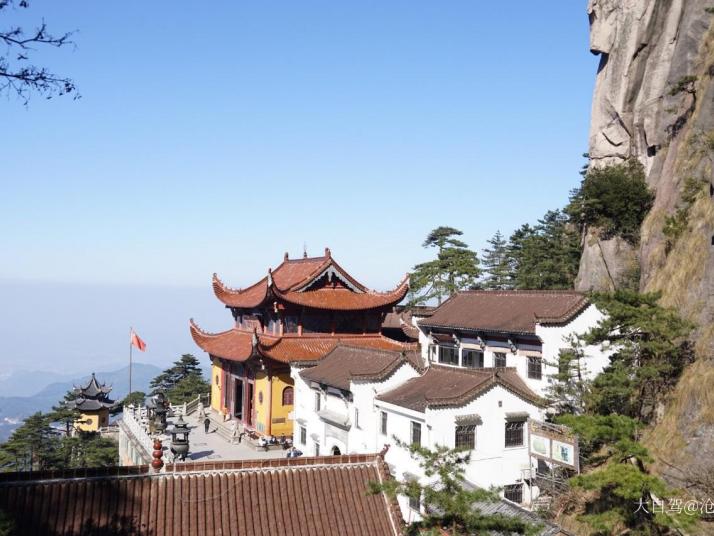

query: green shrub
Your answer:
[567,159,654,243]
[663,176,706,252]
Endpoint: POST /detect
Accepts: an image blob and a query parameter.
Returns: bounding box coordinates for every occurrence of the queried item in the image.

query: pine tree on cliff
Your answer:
[409,226,480,306]
[480,230,511,290]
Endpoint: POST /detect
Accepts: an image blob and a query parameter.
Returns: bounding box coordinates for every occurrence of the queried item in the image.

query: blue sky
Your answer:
[1,2,597,375]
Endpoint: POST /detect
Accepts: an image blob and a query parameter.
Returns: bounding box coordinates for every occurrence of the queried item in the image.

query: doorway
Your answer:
[246,382,254,426]
[234,381,243,420]
[331,446,341,456]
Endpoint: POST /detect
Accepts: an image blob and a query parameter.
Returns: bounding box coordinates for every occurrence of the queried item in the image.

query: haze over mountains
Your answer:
[0,363,163,442]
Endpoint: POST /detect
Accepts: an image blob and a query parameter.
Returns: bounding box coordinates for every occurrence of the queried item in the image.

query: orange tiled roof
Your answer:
[190,320,413,364]
[272,275,409,311]
[0,454,403,536]
[212,249,406,311]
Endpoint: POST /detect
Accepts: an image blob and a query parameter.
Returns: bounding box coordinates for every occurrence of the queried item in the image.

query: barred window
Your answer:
[505,420,525,447]
[504,483,523,504]
[314,391,321,412]
[438,346,459,366]
[493,352,507,368]
[462,349,484,368]
[455,424,476,450]
[354,408,360,428]
[411,421,422,446]
[527,356,542,380]
[282,386,294,405]
[380,411,388,435]
[408,491,421,511]
[300,426,307,445]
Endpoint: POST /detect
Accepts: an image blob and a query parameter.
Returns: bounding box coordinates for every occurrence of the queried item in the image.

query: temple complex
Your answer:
[190,248,411,438]
[67,373,116,432]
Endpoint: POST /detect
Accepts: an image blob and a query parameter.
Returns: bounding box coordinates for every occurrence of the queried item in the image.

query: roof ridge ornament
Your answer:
[267,268,273,287]
[325,247,331,258]
[284,251,289,261]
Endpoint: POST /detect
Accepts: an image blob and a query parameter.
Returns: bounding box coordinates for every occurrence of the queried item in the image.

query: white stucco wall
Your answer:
[375,383,545,513]
[291,362,419,456]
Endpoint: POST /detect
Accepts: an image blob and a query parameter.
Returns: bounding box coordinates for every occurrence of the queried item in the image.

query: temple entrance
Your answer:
[246,382,254,426]
[331,446,341,456]
[233,381,243,420]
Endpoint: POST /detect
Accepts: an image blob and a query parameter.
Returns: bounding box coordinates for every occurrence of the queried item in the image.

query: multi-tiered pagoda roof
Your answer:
[191,248,413,364]
[67,373,115,411]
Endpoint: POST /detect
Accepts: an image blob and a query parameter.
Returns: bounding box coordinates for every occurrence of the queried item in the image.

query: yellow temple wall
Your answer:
[269,372,294,437]
[210,360,223,413]
[75,409,108,432]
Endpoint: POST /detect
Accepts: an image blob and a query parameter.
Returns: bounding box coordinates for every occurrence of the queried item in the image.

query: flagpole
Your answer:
[129,326,133,396]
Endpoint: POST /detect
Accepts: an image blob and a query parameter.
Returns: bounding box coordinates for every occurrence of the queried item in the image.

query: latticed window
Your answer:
[380,411,388,435]
[455,424,476,450]
[493,352,507,368]
[411,421,422,446]
[505,420,525,447]
[282,386,294,406]
[314,391,321,412]
[408,491,421,511]
[527,357,542,380]
[504,483,523,504]
[438,346,459,365]
[462,349,484,368]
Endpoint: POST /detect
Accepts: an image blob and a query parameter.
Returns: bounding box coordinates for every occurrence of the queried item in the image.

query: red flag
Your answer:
[130,330,147,352]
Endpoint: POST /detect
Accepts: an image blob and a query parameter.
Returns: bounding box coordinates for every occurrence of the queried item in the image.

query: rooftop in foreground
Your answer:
[0,453,402,536]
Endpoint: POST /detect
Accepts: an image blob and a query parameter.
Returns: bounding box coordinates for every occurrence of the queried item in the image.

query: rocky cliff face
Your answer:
[580,0,714,487]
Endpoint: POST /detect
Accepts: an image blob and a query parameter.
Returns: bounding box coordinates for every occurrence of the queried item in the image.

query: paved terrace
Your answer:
[170,413,286,462]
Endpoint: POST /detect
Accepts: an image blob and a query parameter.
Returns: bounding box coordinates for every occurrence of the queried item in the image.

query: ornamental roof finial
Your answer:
[251,328,259,349]
[325,247,331,258]
[267,268,273,287]
[284,251,289,261]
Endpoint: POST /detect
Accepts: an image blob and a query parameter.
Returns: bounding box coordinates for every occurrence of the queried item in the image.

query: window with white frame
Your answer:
[354,407,359,428]
[455,424,476,450]
[300,426,307,445]
[462,349,484,368]
[380,411,388,435]
[505,420,525,447]
[411,421,421,446]
[527,356,542,379]
[438,345,459,366]
[504,483,523,503]
[493,351,507,368]
[408,490,421,511]
[314,391,321,412]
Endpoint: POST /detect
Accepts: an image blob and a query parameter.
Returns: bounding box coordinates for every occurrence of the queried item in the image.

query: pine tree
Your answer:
[150,354,205,394]
[47,389,83,436]
[0,412,60,471]
[409,227,480,305]
[58,431,118,468]
[543,334,592,416]
[583,291,694,423]
[506,211,580,290]
[369,440,535,535]
[556,414,695,534]
[480,230,511,290]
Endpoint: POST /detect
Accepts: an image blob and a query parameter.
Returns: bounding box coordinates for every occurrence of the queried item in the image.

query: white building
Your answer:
[292,290,610,518]
[416,290,610,397]
[291,345,421,457]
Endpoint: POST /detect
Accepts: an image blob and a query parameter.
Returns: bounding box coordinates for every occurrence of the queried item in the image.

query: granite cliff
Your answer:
[579,0,714,493]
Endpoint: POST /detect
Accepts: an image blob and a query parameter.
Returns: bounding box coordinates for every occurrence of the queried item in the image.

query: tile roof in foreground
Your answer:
[211,248,409,311]
[300,345,421,390]
[0,454,402,536]
[190,321,415,364]
[419,290,589,335]
[376,364,544,412]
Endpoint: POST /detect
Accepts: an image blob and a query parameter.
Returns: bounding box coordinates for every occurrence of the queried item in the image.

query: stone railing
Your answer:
[121,405,154,458]
[169,394,208,417]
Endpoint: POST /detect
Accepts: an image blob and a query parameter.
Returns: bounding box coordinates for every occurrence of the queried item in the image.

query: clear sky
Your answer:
[1,1,597,376]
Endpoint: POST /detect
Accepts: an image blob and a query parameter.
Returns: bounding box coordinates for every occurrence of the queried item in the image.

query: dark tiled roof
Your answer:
[0,455,402,536]
[382,309,421,341]
[190,321,414,364]
[419,290,589,335]
[376,365,544,412]
[300,345,414,390]
[67,398,115,411]
[73,372,112,399]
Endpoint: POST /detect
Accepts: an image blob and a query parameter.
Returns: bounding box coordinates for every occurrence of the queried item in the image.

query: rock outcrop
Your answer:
[582,0,714,490]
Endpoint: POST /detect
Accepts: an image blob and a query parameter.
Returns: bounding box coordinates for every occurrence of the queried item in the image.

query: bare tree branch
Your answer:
[0,0,78,104]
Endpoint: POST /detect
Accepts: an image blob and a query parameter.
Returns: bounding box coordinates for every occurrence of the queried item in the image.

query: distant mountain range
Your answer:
[0,363,163,442]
